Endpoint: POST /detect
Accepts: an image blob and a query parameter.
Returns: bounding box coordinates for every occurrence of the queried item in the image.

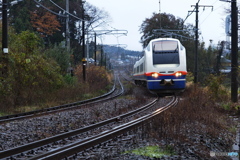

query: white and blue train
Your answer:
[133,38,187,93]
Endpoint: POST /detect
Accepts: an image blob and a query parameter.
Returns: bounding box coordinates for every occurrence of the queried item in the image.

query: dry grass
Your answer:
[145,83,236,158]
[0,65,113,115]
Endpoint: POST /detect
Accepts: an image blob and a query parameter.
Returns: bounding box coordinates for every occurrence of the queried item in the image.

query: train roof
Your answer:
[150,38,180,42]
[144,38,184,51]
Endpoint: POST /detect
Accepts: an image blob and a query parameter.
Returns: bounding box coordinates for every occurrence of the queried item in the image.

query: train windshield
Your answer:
[152,40,180,65]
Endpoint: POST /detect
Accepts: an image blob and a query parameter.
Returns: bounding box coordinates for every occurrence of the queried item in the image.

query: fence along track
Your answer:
[30,96,178,160]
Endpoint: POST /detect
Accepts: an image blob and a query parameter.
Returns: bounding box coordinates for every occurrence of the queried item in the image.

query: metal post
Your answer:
[100,45,103,66]
[2,0,8,54]
[194,2,199,83]
[105,52,107,69]
[1,0,8,78]
[94,32,97,66]
[231,0,238,102]
[66,0,70,51]
[82,1,86,81]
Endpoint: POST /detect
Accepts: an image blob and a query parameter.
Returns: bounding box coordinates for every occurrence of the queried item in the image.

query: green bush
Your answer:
[186,72,194,83]
[0,29,113,113]
[64,74,77,86]
[204,74,229,101]
[0,30,64,107]
[44,44,72,74]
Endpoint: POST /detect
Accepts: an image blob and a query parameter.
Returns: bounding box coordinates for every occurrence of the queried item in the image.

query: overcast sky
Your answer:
[87,0,230,51]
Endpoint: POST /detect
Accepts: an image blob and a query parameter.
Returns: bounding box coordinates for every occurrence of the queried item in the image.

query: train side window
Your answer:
[140,63,143,72]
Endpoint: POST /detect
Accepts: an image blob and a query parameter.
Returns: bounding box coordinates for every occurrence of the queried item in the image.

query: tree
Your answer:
[44,44,72,74]
[8,0,109,51]
[139,13,188,48]
[1,30,64,107]
[9,0,35,33]
[30,10,61,38]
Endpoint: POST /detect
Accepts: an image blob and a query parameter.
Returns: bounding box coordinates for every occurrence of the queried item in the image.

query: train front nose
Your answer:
[160,79,174,86]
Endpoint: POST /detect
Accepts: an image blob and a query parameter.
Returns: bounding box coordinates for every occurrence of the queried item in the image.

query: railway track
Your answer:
[0,94,178,159]
[0,74,123,124]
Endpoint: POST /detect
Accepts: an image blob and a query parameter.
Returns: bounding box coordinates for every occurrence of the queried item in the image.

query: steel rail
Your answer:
[27,96,177,160]
[0,90,159,159]
[0,75,119,123]
[0,75,124,159]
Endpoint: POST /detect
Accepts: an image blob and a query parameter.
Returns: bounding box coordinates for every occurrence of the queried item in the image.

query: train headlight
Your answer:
[175,72,182,77]
[151,72,159,78]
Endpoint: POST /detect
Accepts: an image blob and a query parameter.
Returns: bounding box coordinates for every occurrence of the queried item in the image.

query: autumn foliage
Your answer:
[30,10,61,37]
[0,30,64,108]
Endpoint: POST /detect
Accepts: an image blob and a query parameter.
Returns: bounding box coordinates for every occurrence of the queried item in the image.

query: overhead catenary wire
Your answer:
[34,0,127,50]
[183,0,201,24]
[48,0,124,33]
[185,0,224,27]
[33,0,66,17]
[199,1,226,26]
[32,0,126,36]
[49,0,83,20]
[34,0,85,21]
[200,2,224,26]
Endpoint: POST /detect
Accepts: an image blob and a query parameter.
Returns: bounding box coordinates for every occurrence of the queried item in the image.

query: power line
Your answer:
[199,11,213,26]
[50,0,65,12]
[33,0,66,17]
[49,0,83,20]
[34,0,85,21]
[183,8,196,24]
[152,29,194,40]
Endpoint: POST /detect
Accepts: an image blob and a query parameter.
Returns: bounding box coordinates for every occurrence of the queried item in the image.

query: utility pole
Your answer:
[158,0,161,28]
[100,45,103,67]
[2,0,8,54]
[66,0,70,51]
[1,0,8,78]
[194,2,199,83]
[191,2,213,83]
[220,0,239,102]
[1,0,23,78]
[82,1,86,81]
[94,32,97,66]
[231,0,238,102]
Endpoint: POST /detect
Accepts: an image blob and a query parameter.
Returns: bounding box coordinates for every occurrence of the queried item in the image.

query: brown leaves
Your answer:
[30,10,61,37]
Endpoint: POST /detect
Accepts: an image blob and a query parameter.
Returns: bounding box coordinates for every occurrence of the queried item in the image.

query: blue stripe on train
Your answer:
[134,74,186,90]
[146,75,186,81]
[146,75,186,90]
[147,80,186,90]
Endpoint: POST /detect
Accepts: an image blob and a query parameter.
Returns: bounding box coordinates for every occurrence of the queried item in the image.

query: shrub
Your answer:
[147,84,234,158]
[74,65,111,91]
[186,72,194,83]
[44,44,72,74]
[63,74,78,86]
[204,74,229,101]
[0,30,65,108]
